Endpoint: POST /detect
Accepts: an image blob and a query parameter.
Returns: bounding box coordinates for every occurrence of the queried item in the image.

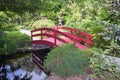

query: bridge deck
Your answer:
[17,46,51,54]
[43,37,88,49]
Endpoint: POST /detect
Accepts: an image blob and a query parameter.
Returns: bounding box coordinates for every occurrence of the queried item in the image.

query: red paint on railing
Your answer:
[31,26,93,50]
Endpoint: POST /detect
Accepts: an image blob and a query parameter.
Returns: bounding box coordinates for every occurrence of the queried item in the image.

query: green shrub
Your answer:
[0,31,30,54]
[0,30,5,37]
[104,41,120,57]
[6,31,30,47]
[44,44,89,77]
[89,47,120,80]
[88,48,105,79]
[29,19,55,29]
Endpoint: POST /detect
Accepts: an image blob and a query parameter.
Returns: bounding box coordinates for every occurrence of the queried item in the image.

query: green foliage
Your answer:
[5,31,30,47]
[89,47,120,79]
[105,41,120,57]
[100,23,120,45]
[65,0,109,26]
[44,44,89,77]
[0,31,30,54]
[29,19,55,29]
[62,0,112,48]
[0,30,5,37]
[79,20,105,33]
[65,3,81,28]
[0,12,19,31]
[89,48,106,79]
[107,0,120,24]
[78,20,110,48]
[0,0,44,14]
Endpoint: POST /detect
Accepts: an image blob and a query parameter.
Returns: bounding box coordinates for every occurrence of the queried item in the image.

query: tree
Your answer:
[107,0,120,24]
[0,0,44,14]
[0,11,19,31]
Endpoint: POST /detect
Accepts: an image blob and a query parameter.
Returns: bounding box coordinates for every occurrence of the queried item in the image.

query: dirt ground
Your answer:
[46,73,96,80]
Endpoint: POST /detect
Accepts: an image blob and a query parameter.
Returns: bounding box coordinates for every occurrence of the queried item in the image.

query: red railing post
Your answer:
[54,31,56,45]
[41,30,43,40]
[71,31,73,34]
[31,31,33,42]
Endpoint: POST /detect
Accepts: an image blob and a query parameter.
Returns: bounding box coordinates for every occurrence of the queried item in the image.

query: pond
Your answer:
[0,55,47,80]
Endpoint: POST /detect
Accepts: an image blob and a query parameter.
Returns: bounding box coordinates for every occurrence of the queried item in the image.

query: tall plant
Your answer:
[44,44,89,77]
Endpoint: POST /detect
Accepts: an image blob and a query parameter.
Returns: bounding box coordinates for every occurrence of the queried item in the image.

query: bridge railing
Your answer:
[52,26,93,47]
[31,26,93,49]
[53,26,93,39]
[31,28,80,47]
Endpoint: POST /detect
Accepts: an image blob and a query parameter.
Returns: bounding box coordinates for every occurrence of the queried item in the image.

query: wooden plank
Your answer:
[75,43,88,50]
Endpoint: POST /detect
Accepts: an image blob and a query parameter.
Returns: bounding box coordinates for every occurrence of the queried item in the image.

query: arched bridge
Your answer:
[31,26,93,73]
[31,26,93,50]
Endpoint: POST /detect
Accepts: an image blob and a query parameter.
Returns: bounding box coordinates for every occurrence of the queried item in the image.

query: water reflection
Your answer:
[0,56,47,80]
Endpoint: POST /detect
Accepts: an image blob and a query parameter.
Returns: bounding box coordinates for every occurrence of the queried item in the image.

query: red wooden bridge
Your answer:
[31,26,93,50]
[31,26,93,73]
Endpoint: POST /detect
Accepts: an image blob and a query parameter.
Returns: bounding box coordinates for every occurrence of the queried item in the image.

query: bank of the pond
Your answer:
[0,54,47,80]
[0,52,32,64]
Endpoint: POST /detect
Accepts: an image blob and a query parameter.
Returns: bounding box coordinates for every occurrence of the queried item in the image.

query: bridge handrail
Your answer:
[31,27,93,48]
[32,33,67,43]
[52,26,93,47]
[53,26,79,33]
[31,28,80,46]
[31,27,79,41]
[52,26,93,39]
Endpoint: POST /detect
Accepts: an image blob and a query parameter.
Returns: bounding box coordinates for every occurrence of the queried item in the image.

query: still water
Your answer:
[0,56,47,80]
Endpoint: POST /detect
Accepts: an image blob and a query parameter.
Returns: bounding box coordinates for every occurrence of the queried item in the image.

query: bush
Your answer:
[29,19,55,29]
[104,41,120,57]
[44,44,89,77]
[6,31,30,47]
[0,31,30,54]
[89,47,120,79]
[0,30,5,37]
